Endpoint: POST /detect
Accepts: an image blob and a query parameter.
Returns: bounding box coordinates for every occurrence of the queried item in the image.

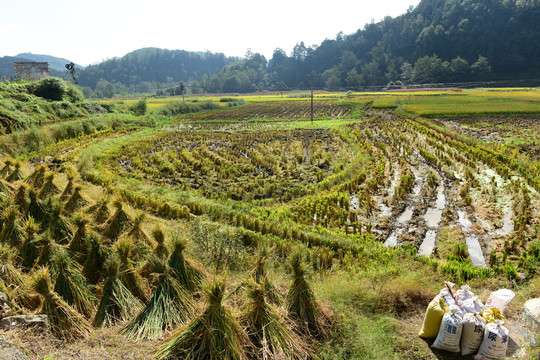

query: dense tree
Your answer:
[78,48,233,91]
[95,79,115,99]
[266,0,539,89]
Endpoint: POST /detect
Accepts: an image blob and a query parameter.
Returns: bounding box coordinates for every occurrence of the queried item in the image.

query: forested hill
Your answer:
[268,0,540,89]
[77,48,235,93]
[55,0,540,94]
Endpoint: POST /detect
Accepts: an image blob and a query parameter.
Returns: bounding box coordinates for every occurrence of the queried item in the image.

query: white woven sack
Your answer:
[456,285,476,303]
[432,305,463,353]
[435,282,456,306]
[460,296,485,314]
[476,320,509,359]
[485,289,515,315]
[461,312,486,356]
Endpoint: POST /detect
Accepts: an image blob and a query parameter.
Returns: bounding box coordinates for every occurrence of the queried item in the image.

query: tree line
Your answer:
[76,0,540,97]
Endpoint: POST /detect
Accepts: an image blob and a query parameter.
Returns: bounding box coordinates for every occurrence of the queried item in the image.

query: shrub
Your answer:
[34,77,67,101]
[131,97,147,116]
[81,102,107,114]
[65,82,85,102]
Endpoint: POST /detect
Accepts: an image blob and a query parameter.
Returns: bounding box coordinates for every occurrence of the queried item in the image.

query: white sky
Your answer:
[1,0,421,66]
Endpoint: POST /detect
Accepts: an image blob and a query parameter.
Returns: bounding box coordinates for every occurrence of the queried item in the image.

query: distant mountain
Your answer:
[77,48,235,89]
[0,53,83,80]
[15,53,83,72]
[0,56,33,79]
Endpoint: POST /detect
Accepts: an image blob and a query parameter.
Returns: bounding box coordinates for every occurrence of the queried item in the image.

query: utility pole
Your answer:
[308,71,318,125]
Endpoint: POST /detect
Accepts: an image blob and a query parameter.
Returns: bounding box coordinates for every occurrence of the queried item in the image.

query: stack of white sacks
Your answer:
[419,282,515,359]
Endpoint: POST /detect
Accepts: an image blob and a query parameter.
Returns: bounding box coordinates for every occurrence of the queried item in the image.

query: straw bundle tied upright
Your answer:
[121,257,194,340]
[32,268,92,341]
[156,278,251,360]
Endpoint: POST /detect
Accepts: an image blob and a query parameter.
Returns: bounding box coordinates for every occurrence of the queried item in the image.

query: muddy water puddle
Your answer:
[418,183,446,256]
[418,230,437,256]
[377,168,400,218]
[384,167,424,247]
[397,207,414,224]
[384,229,401,247]
[495,201,514,236]
[458,210,486,267]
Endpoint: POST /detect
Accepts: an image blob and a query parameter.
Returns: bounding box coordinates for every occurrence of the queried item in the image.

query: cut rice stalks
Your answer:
[32,267,92,341]
[121,258,195,340]
[285,252,332,339]
[242,280,308,360]
[155,278,251,360]
[167,233,205,293]
[93,256,143,328]
[50,248,96,318]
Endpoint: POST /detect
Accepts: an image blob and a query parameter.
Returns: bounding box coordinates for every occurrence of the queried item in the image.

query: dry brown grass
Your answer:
[0,325,155,359]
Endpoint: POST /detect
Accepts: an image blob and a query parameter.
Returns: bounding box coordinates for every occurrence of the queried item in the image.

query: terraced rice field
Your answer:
[179,100,352,121]
[2,87,540,359]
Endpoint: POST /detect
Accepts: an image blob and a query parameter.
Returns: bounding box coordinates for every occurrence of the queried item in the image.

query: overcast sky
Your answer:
[1,0,421,66]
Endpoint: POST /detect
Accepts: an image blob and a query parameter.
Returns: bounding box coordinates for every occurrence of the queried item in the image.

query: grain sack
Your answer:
[456,285,475,303]
[481,308,506,325]
[432,305,463,353]
[476,320,509,359]
[521,298,540,347]
[485,289,515,315]
[460,312,486,356]
[459,296,485,314]
[419,297,449,338]
[435,282,457,306]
